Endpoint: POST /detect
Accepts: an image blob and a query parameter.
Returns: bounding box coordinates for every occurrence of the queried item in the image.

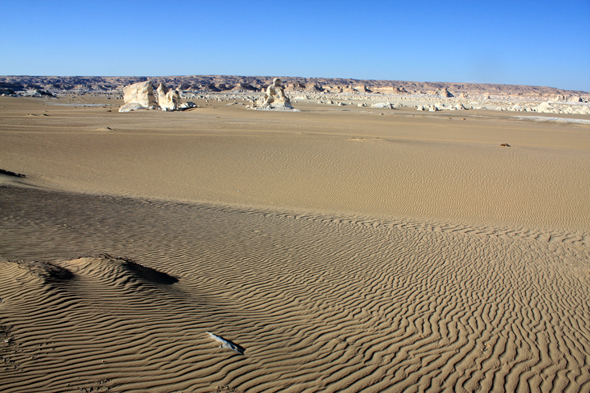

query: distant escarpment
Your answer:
[0,75,588,101]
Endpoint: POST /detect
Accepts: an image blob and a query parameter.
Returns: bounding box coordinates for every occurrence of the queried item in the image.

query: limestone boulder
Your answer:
[178,102,197,110]
[119,81,159,112]
[253,78,293,110]
[534,102,557,113]
[157,83,181,111]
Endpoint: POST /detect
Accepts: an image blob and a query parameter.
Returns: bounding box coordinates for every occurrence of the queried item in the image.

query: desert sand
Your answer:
[1,93,590,392]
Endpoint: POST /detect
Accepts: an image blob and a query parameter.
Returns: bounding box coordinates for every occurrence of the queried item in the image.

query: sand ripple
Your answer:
[1,186,589,392]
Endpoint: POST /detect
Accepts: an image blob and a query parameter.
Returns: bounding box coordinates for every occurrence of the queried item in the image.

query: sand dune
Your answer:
[1,186,590,392]
[1,96,590,392]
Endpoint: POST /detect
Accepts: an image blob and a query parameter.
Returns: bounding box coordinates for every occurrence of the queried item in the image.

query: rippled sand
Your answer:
[1,96,589,392]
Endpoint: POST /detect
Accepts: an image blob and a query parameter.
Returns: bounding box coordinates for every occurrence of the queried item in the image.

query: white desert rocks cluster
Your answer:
[118,81,195,112]
[2,75,589,118]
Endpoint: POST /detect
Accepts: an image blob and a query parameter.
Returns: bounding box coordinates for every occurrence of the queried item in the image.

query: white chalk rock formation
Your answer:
[157,83,181,111]
[119,81,159,112]
[157,83,169,105]
[535,102,557,114]
[253,78,293,110]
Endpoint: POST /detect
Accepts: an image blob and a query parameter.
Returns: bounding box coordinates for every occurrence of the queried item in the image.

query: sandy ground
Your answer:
[1,96,590,392]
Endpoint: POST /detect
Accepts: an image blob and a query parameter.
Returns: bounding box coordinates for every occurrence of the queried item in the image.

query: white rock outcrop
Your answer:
[535,102,557,114]
[119,81,159,112]
[157,83,181,111]
[533,101,590,115]
[252,78,293,110]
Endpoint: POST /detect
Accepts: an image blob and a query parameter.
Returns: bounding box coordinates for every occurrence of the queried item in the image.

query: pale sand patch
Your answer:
[1,96,589,392]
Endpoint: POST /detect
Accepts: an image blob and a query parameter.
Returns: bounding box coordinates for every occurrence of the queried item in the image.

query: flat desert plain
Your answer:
[1,95,590,392]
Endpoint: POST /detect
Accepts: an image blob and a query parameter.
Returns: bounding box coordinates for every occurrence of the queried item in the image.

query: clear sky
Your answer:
[1,0,589,91]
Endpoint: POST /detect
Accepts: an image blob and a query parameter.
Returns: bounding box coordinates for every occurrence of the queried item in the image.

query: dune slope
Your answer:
[1,186,589,392]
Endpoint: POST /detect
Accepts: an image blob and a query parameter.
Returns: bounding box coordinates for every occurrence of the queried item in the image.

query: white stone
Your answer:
[119,81,158,112]
[252,78,293,110]
[534,102,556,113]
[156,83,181,111]
[178,102,197,110]
[118,102,146,113]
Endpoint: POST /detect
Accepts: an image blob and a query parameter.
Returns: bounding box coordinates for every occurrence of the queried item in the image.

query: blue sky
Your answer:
[1,1,589,91]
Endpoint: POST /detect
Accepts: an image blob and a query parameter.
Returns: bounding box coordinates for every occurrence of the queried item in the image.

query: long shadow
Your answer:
[0,169,26,178]
[98,254,179,285]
